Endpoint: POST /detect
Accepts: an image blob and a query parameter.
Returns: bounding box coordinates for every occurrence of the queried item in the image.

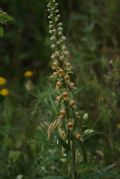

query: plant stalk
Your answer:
[72,139,76,179]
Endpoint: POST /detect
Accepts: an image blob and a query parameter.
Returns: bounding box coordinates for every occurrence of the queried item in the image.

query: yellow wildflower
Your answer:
[0,88,9,96]
[0,77,7,85]
[24,70,33,78]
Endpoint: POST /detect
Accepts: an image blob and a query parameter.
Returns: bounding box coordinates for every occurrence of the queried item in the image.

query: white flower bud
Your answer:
[51,54,55,59]
[54,51,60,57]
[58,22,63,26]
[50,36,56,41]
[56,40,61,45]
[61,36,66,40]
[64,50,69,56]
[49,30,53,34]
[47,3,51,8]
[51,44,56,49]
[51,7,55,11]
[57,15,60,18]
[55,17,59,22]
[49,24,53,29]
[56,9,59,13]
[55,3,58,6]
[58,31,62,36]
[58,27,62,31]
[53,29,56,33]
[60,56,64,61]
[83,113,88,120]
[62,45,66,50]
[49,21,53,25]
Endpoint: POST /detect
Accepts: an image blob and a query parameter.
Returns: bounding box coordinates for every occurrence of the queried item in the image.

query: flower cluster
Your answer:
[0,76,9,96]
[47,0,81,141]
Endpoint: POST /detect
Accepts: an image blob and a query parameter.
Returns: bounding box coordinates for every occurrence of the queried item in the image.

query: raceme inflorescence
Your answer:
[47,0,86,178]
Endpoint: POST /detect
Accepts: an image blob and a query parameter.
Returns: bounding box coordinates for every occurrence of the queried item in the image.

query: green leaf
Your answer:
[56,133,70,152]
[80,164,118,179]
[0,26,4,37]
[0,10,14,24]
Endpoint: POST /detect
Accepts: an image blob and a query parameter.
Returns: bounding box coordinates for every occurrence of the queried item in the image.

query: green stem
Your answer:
[72,138,76,179]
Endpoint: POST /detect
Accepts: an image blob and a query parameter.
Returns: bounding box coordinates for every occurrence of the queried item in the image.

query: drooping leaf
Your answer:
[83,131,104,141]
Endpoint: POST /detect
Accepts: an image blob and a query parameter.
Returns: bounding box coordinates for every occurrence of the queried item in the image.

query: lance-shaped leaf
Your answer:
[56,133,70,152]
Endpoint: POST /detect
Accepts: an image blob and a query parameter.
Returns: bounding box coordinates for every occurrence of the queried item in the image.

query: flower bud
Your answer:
[64,74,70,81]
[58,69,64,77]
[70,100,76,108]
[51,61,59,70]
[69,82,75,89]
[62,91,68,97]
[60,109,66,116]
[56,80,62,89]
[56,95,61,102]
[83,113,88,120]
[51,44,56,49]
[62,91,69,101]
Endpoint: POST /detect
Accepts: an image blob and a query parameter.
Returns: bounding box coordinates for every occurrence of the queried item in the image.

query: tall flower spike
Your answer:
[47,1,82,178]
[47,0,79,132]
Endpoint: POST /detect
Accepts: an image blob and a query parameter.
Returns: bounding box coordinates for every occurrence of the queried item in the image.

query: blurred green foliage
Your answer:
[0,0,120,178]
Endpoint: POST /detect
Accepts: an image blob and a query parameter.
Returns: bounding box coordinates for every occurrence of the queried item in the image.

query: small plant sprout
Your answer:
[47,0,89,178]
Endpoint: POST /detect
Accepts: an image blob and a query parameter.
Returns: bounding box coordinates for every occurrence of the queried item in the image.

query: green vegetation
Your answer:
[0,0,120,178]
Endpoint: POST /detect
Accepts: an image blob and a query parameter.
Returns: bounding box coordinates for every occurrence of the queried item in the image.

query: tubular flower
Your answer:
[67,121,73,129]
